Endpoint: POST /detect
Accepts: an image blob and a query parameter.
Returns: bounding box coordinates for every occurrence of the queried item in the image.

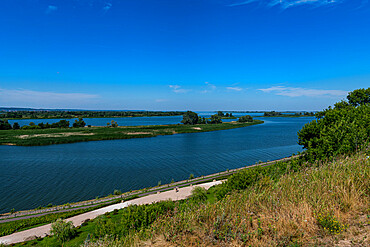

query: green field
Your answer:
[0,120,263,146]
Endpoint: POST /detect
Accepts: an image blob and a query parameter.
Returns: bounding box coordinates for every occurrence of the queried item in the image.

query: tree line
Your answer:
[0,118,88,130]
[0,111,185,119]
[181,111,253,125]
[264,111,315,117]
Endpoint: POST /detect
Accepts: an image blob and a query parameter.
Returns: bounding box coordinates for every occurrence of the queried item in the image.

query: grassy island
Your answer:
[0,120,263,146]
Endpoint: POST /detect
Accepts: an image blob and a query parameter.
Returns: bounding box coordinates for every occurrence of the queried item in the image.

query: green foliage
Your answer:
[314,212,347,235]
[181,111,199,125]
[189,173,195,179]
[264,111,282,117]
[190,187,207,203]
[73,117,86,128]
[0,119,12,130]
[110,120,118,128]
[113,189,121,195]
[0,110,185,119]
[198,117,207,124]
[21,119,70,129]
[238,115,253,123]
[208,114,222,124]
[12,122,20,130]
[214,157,305,200]
[347,88,370,107]
[92,200,176,239]
[50,219,76,242]
[298,89,370,161]
[217,111,224,117]
[0,204,113,237]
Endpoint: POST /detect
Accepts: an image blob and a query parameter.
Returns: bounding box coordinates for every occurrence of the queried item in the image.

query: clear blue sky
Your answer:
[0,0,369,111]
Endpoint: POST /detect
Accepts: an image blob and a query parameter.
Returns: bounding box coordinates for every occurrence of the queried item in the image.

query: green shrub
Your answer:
[113,189,121,195]
[92,200,176,239]
[190,187,207,203]
[50,219,76,242]
[298,88,370,161]
[314,212,347,235]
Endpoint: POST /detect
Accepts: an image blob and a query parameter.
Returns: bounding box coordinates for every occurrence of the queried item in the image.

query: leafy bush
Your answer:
[190,187,207,203]
[50,219,76,242]
[298,95,370,161]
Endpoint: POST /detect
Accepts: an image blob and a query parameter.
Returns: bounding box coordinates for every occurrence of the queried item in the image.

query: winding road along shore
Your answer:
[0,181,221,245]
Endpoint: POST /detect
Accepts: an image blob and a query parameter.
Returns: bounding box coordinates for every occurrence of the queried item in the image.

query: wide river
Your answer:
[0,115,313,213]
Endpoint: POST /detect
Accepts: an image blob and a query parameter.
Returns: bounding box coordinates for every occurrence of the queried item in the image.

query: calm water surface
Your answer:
[0,116,313,213]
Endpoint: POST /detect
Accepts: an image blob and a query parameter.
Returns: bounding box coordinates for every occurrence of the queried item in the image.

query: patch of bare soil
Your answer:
[17,132,95,139]
[126,132,153,135]
[192,127,202,130]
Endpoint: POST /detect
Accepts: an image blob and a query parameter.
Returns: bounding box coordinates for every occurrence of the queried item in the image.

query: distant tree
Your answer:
[181,111,199,125]
[58,120,70,128]
[225,113,230,117]
[238,115,253,123]
[111,120,118,128]
[347,88,370,107]
[38,122,45,129]
[12,122,20,130]
[198,117,207,124]
[73,118,86,128]
[217,111,224,117]
[208,114,222,124]
[0,119,12,130]
[264,111,282,117]
[189,173,195,179]
[29,122,35,126]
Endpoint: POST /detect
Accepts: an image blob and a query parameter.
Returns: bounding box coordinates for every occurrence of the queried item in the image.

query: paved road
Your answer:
[0,181,222,245]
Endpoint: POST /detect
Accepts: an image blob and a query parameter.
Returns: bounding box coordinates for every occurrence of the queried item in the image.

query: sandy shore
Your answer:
[0,181,221,245]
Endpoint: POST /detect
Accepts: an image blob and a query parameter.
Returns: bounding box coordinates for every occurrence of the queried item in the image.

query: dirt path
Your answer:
[0,181,221,245]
